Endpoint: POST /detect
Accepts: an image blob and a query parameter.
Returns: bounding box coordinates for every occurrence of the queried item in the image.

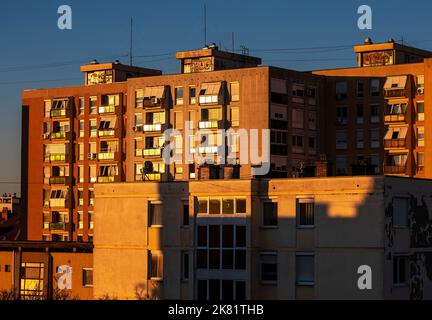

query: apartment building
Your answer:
[0,194,21,241]
[313,38,432,178]
[21,45,326,242]
[93,176,432,300]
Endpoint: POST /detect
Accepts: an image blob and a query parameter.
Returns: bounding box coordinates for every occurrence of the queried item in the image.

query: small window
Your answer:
[356,80,364,98]
[175,87,184,105]
[183,203,189,226]
[189,86,196,104]
[296,253,315,285]
[370,104,380,123]
[260,252,278,282]
[393,255,408,286]
[297,198,315,227]
[236,199,246,214]
[335,81,347,100]
[417,102,424,121]
[263,202,278,226]
[393,197,408,228]
[149,251,163,279]
[182,251,189,280]
[230,82,240,101]
[370,79,380,96]
[4,265,11,272]
[149,203,163,227]
[82,268,93,287]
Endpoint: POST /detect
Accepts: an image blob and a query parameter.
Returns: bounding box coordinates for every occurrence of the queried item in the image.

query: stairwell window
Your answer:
[149,202,163,227]
[148,251,163,280]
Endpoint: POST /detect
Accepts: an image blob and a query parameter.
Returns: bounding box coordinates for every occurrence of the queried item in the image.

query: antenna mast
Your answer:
[130,18,133,66]
[204,4,207,46]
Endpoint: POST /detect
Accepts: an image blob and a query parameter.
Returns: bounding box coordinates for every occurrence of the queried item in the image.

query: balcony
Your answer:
[143,123,164,132]
[45,153,69,163]
[384,165,406,174]
[384,139,407,148]
[48,199,67,208]
[384,113,406,123]
[198,120,219,129]
[98,152,119,161]
[143,148,162,157]
[49,176,70,185]
[50,108,71,118]
[135,173,161,181]
[99,105,117,114]
[143,98,162,108]
[384,89,408,98]
[98,129,118,138]
[97,176,119,183]
[49,222,70,231]
[50,131,71,140]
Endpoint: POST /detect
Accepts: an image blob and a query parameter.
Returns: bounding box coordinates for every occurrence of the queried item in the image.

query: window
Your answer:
[296,253,315,285]
[79,97,85,115]
[174,111,183,129]
[417,102,424,121]
[88,212,94,230]
[356,130,364,149]
[183,203,189,226]
[149,251,163,279]
[297,198,314,227]
[90,120,97,137]
[263,202,278,226]
[182,251,189,280]
[292,135,304,148]
[356,80,364,97]
[189,86,196,104]
[230,82,240,101]
[393,255,408,286]
[393,197,408,228]
[292,109,304,128]
[370,129,380,148]
[89,96,97,114]
[260,252,277,282]
[199,82,221,105]
[308,136,316,151]
[149,203,163,227]
[78,143,84,161]
[78,120,84,138]
[416,75,424,95]
[82,268,93,287]
[336,131,347,149]
[418,152,425,172]
[230,107,239,127]
[336,156,347,175]
[308,111,316,130]
[175,87,184,105]
[417,126,425,147]
[4,265,11,272]
[356,104,364,124]
[370,79,380,96]
[197,198,246,215]
[336,81,347,100]
[336,106,347,124]
[20,262,45,299]
[370,104,380,123]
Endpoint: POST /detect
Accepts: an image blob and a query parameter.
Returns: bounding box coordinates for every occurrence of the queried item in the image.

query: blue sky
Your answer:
[1,0,432,194]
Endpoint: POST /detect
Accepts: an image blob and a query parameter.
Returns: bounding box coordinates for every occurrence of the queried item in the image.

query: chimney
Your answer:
[315,154,328,177]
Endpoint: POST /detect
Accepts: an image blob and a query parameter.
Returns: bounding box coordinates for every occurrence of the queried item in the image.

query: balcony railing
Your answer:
[384,89,408,98]
[48,198,67,208]
[143,123,163,132]
[135,173,161,181]
[198,120,219,129]
[198,146,219,154]
[384,139,406,148]
[384,113,406,122]
[50,108,70,118]
[49,176,69,185]
[49,222,69,231]
[98,129,117,138]
[99,105,116,114]
[50,131,71,140]
[384,165,406,174]
[98,176,116,183]
[98,152,118,161]
[143,148,162,157]
[45,153,68,163]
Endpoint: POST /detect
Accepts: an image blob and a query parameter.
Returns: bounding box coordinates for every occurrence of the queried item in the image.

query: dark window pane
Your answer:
[198,199,208,214]
[196,250,207,269]
[222,250,234,269]
[299,202,314,226]
[236,226,246,247]
[209,280,220,301]
[209,249,220,269]
[222,280,234,301]
[209,225,220,248]
[236,199,246,213]
[197,280,207,300]
[197,226,207,247]
[222,225,234,247]
[183,204,189,226]
[235,281,246,300]
[263,202,278,226]
[222,199,234,214]
[262,263,277,281]
[209,199,221,214]
[235,250,246,270]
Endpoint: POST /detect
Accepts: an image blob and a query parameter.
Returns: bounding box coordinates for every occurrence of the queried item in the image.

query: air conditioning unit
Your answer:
[88,153,97,160]
[151,97,160,104]
[417,88,424,95]
[42,133,50,140]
